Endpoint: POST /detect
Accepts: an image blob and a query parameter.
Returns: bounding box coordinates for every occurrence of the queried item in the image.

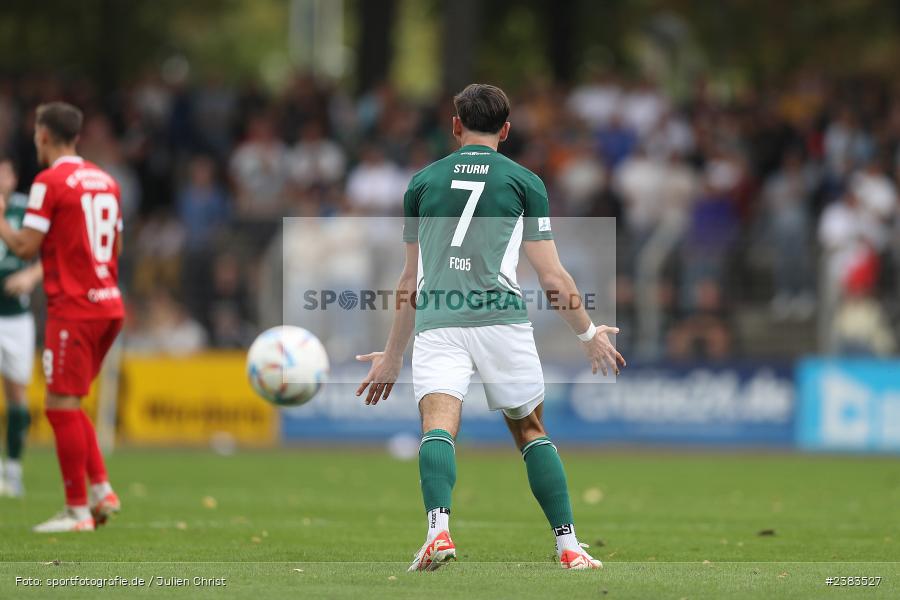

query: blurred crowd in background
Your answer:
[0,70,898,361]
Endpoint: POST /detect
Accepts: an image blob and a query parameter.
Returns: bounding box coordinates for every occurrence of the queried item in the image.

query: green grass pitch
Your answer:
[1,448,898,599]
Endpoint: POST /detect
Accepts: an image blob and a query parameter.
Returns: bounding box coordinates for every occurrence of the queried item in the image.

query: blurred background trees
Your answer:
[3,0,900,97]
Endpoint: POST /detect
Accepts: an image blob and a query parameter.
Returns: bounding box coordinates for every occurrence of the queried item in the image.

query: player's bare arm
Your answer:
[0,194,44,260]
[3,263,42,296]
[355,241,419,405]
[523,239,626,376]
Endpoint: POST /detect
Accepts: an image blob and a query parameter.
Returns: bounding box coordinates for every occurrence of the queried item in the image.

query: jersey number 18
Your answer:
[80,193,118,263]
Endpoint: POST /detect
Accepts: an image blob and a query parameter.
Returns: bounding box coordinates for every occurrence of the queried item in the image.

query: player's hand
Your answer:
[581,325,626,376]
[355,351,402,405]
[0,192,7,215]
[3,268,39,296]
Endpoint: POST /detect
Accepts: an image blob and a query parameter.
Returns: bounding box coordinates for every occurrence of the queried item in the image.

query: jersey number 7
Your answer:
[449,180,484,247]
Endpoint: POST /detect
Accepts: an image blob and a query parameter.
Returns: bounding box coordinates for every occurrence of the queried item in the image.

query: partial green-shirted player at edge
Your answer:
[0,157,42,498]
[356,84,626,572]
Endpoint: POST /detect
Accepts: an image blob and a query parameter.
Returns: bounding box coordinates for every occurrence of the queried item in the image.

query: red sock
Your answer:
[79,411,109,485]
[45,409,88,506]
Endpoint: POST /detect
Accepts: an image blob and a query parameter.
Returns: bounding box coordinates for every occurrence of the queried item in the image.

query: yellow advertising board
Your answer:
[1,353,277,447]
[1,360,100,444]
[119,353,277,446]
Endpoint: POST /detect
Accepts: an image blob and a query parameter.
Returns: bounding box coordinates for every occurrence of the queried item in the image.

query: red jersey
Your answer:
[24,156,125,320]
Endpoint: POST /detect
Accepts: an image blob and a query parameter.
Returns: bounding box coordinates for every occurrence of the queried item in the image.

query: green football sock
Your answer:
[6,405,31,461]
[419,429,456,511]
[522,437,574,528]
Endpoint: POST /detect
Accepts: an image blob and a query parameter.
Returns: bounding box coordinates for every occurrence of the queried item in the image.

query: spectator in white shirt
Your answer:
[566,73,623,129]
[345,143,407,215]
[287,121,346,190]
[229,114,289,219]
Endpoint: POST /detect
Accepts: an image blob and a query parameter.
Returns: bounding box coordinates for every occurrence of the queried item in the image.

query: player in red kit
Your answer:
[0,102,124,533]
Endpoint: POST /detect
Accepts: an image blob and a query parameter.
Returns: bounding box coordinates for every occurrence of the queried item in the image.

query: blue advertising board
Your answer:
[546,363,794,445]
[281,362,795,446]
[797,358,900,452]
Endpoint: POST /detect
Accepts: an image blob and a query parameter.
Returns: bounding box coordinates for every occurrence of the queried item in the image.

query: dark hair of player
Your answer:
[35,102,84,145]
[453,84,510,134]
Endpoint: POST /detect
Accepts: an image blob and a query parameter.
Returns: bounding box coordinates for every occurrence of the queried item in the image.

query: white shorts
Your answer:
[412,323,544,420]
[0,312,35,385]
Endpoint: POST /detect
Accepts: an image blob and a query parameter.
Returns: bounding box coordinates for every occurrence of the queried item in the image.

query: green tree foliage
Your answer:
[0,0,290,89]
[1,0,899,93]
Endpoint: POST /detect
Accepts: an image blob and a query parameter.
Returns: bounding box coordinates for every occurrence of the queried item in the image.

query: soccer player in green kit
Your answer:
[0,158,42,497]
[356,84,626,571]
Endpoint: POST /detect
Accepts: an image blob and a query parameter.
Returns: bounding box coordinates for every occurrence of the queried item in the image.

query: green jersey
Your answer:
[403,144,553,333]
[0,192,30,316]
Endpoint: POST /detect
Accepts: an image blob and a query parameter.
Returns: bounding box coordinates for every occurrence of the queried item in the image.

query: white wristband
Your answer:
[577,322,597,342]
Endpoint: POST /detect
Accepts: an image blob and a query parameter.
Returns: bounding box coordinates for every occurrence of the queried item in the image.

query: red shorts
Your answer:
[44,318,123,397]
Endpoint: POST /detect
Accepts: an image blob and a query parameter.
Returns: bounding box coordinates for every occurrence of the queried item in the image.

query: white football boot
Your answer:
[408,531,457,572]
[90,488,121,527]
[33,508,95,533]
[560,544,603,570]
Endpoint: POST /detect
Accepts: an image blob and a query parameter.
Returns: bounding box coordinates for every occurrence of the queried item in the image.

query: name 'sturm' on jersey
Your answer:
[453,164,490,175]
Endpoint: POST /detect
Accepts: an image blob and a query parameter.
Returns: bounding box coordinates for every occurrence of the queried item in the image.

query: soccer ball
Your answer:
[246,326,329,406]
